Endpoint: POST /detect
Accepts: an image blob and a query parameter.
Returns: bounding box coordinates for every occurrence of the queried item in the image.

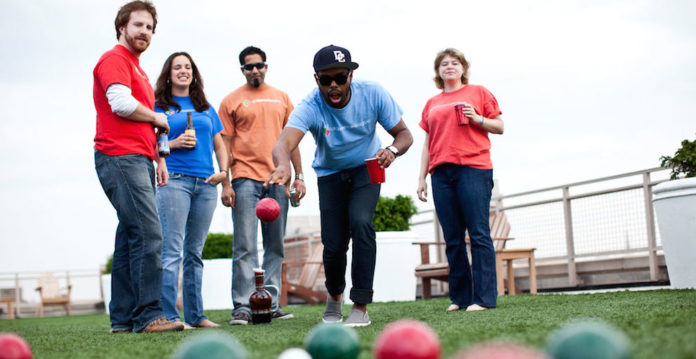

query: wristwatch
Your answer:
[295,173,305,181]
[386,145,399,157]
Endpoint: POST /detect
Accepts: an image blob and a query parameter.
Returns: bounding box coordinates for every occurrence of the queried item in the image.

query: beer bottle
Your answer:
[185,112,196,150]
[157,131,170,158]
[249,269,272,324]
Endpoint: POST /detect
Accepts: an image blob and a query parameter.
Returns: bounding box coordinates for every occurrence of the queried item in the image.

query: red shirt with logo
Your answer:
[419,84,502,173]
[93,44,156,160]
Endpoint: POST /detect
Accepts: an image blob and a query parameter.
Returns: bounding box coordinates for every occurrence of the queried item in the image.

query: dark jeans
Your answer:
[431,163,497,308]
[318,165,380,305]
[95,151,164,332]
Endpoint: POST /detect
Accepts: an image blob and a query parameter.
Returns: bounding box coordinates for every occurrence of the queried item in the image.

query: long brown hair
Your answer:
[433,48,469,90]
[154,52,210,113]
[114,1,157,40]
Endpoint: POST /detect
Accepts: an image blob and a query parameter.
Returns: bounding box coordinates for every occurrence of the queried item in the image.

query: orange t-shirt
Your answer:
[218,85,294,181]
[419,84,502,173]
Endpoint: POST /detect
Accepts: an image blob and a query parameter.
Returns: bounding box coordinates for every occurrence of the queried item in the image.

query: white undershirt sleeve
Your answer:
[106,84,139,117]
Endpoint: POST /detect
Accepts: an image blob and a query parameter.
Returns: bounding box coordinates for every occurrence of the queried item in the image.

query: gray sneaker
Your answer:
[272,310,294,320]
[229,311,250,325]
[322,296,343,323]
[344,309,371,327]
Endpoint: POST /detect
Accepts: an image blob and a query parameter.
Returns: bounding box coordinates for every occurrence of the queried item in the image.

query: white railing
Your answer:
[409,167,671,287]
[0,269,103,318]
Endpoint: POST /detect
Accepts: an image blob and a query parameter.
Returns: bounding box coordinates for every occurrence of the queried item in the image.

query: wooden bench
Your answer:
[414,212,537,297]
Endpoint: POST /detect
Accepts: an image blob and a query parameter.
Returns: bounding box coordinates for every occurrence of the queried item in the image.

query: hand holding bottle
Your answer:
[169,133,197,150]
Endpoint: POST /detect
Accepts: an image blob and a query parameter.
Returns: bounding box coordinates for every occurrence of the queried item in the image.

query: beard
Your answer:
[125,31,150,53]
[253,78,260,88]
[322,87,351,109]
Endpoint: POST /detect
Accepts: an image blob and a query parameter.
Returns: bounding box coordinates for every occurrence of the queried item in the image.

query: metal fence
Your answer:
[0,168,672,317]
[0,269,103,317]
[410,167,671,286]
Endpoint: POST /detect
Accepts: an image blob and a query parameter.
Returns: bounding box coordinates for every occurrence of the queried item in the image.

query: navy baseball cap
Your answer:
[313,45,359,72]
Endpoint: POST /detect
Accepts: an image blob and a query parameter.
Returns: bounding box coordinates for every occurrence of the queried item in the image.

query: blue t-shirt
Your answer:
[155,96,223,178]
[286,80,403,177]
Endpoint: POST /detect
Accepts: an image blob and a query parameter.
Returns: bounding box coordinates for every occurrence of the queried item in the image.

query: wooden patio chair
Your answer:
[280,243,327,306]
[35,272,72,317]
[413,211,537,298]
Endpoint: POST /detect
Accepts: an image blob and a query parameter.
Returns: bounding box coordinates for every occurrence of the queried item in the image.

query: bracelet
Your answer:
[295,173,305,181]
[479,116,485,126]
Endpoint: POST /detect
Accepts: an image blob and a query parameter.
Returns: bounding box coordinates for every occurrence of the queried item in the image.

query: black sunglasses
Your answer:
[317,72,350,86]
[241,62,266,71]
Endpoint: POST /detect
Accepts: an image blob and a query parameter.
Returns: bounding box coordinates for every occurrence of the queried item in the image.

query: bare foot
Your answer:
[195,319,221,328]
[446,304,460,312]
[466,304,487,312]
[175,321,195,330]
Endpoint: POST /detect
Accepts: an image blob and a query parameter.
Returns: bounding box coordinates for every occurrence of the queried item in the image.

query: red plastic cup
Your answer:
[454,104,468,126]
[365,158,385,184]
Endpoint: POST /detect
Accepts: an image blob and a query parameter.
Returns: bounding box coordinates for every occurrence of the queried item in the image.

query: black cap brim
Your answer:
[315,61,359,72]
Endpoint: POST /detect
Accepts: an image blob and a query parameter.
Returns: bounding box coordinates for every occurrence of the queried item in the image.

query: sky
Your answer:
[0,0,694,274]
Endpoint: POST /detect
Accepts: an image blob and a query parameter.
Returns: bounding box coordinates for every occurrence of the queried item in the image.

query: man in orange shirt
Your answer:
[219,46,305,325]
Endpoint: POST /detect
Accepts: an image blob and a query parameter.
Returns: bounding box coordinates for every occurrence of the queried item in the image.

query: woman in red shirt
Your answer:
[417,48,504,312]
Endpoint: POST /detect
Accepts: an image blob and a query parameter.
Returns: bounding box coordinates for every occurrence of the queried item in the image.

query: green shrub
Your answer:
[103,233,233,270]
[372,194,418,231]
[202,233,234,259]
[660,136,696,179]
[104,256,112,274]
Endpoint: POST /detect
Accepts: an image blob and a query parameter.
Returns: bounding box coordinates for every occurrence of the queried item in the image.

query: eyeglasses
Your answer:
[241,62,266,71]
[317,72,350,86]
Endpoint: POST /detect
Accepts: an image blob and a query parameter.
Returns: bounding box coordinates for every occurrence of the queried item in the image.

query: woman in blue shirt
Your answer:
[153,52,229,328]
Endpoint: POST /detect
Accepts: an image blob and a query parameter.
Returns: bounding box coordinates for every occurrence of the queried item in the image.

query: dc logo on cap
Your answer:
[333,51,346,62]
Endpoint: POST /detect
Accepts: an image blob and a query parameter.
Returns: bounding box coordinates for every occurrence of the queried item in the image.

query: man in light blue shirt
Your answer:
[266,45,413,327]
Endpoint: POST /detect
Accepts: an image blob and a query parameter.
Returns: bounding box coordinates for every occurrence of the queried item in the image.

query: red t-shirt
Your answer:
[93,44,156,160]
[419,84,502,173]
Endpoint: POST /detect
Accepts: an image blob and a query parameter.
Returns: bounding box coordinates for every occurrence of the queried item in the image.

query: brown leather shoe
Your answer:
[142,317,185,333]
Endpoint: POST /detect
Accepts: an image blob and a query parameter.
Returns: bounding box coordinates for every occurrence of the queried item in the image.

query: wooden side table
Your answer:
[0,298,15,319]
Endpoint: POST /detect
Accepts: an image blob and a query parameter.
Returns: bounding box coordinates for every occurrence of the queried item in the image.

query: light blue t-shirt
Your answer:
[286,80,403,177]
[155,96,223,178]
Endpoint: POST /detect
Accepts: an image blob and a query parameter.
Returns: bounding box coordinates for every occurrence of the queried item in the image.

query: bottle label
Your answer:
[157,135,170,157]
[251,308,271,315]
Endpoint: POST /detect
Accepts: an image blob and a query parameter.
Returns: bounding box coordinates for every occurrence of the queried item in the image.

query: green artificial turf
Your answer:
[1,289,695,358]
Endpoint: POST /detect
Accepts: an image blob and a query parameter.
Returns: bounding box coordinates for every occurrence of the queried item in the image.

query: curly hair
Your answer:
[154,52,210,113]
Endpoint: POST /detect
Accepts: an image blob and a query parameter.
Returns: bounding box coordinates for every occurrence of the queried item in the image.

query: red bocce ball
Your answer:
[374,319,441,359]
[256,198,280,223]
[0,333,33,359]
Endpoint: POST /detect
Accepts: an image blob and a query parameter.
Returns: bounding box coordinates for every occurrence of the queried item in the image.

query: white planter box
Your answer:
[653,177,696,289]
[102,260,233,315]
[201,258,233,310]
[343,231,420,304]
[101,274,111,314]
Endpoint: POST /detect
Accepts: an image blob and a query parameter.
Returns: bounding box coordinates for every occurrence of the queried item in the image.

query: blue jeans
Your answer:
[156,173,217,326]
[318,165,380,305]
[230,178,288,314]
[94,151,163,332]
[431,164,497,308]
